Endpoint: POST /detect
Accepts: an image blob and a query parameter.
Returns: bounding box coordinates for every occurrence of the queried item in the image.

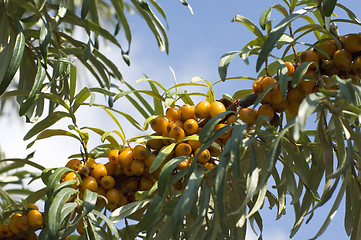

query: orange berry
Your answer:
[285,62,295,76]
[65,159,81,171]
[167,120,183,132]
[90,163,107,181]
[0,224,13,238]
[100,175,115,190]
[209,101,226,118]
[226,114,237,124]
[113,164,124,177]
[144,153,156,168]
[333,49,352,71]
[238,107,258,124]
[63,172,78,188]
[125,178,138,192]
[169,126,186,142]
[316,40,338,60]
[177,159,191,170]
[352,56,361,75]
[118,192,128,206]
[108,149,120,164]
[299,49,320,69]
[130,159,145,176]
[260,76,277,92]
[194,148,211,164]
[84,158,96,170]
[257,104,274,121]
[117,148,134,167]
[180,104,196,120]
[187,139,202,152]
[286,100,300,116]
[106,188,120,206]
[165,107,181,121]
[252,78,263,93]
[195,100,211,119]
[341,34,361,53]
[15,213,29,232]
[96,186,106,206]
[146,133,164,150]
[81,176,98,192]
[104,162,116,176]
[27,210,43,229]
[286,87,305,104]
[208,141,222,157]
[270,86,283,105]
[215,123,231,140]
[140,177,154,190]
[133,145,148,160]
[183,118,199,135]
[8,213,22,234]
[27,203,39,211]
[175,143,192,156]
[204,162,217,171]
[150,116,169,133]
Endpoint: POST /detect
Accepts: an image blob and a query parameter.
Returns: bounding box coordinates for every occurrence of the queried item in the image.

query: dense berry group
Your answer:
[0,203,42,240]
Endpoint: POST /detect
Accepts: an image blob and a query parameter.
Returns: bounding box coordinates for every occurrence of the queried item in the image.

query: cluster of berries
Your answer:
[247,33,361,120]
[0,203,43,240]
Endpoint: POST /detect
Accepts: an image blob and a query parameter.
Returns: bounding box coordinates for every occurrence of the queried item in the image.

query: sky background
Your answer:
[1,0,361,239]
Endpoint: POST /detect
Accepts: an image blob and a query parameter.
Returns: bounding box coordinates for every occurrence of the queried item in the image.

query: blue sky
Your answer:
[1,0,361,239]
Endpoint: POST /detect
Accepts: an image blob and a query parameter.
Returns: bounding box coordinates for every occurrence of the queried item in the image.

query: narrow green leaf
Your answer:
[149,143,176,173]
[171,167,204,231]
[0,19,25,96]
[218,51,242,81]
[256,6,317,71]
[260,7,272,30]
[232,15,266,45]
[23,111,69,140]
[27,129,80,149]
[323,0,337,17]
[48,188,77,239]
[110,199,151,223]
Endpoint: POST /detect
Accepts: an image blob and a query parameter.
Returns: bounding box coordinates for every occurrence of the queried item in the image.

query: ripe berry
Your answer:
[195,100,211,119]
[27,210,43,229]
[209,101,226,118]
[150,116,169,133]
[166,107,181,121]
[90,163,107,181]
[144,153,156,168]
[130,159,145,176]
[180,104,196,120]
[108,149,120,164]
[194,148,211,164]
[257,104,274,121]
[81,176,98,192]
[133,145,148,160]
[238,107,258,125]
[169,126,186,142]
[117,148,134,167]
[65,159,81,171]
[183,119,199,135]
[100,176,115,190]
[175,143,192,156]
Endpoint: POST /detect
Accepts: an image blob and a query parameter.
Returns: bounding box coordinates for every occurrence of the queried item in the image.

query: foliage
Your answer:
[1,0,361,240]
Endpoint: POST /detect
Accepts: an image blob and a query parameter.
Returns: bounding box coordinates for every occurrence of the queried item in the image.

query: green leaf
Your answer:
[158,156,188,196]
[256,6,317,71]
[110,199,151,223]
[149,143,176,173]
[218,51,242,81]
[232,15,266,45]
[26,129,80,149]
[23,111,69,140]
[171,166,204,232]
[91,209,120,239]
[260,7,272,30]
[294,92,325,141]
[0,18,25,96]
[323,0,337,17]
[199,111,234,142]
[291,62,313,88]
[48,187,77,239]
